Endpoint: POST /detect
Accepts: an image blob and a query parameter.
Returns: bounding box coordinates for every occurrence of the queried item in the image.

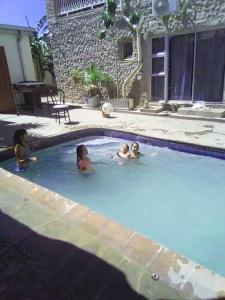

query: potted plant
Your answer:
[71,65,114,108]
[83,65,113,108]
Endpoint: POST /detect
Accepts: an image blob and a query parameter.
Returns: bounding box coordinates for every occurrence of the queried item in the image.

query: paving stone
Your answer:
[138,271,191,300]
[100,247,123,266]
[0,183,28,215]
[118,257,190,300]
[81,211,110,235]
[13,201,58,230]
[147,247,195,289]
[180,265,225,299]
[64,203,91,224]
[37,218,75,241]
[122,233,160,266]
[99,220,134,250]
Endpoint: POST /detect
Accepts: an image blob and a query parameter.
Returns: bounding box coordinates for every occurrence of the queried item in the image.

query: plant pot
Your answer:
[84,96,100,107]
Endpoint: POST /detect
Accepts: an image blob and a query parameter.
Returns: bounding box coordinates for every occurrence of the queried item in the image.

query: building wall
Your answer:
[0,29,36,84]
[46,0,225,103]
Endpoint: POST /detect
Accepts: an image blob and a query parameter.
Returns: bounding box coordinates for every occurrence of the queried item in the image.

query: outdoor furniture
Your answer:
[15,81,46,116]
[47,88,71,124]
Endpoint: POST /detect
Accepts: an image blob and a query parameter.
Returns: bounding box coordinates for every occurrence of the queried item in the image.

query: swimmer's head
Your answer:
[76,144,88,165]
[121,144,129,154]
[131,142,139,153]
[13,128,28,145]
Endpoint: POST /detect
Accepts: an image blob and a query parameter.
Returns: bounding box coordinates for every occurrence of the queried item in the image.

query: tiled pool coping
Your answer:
[2,127,225,162]
[1,128,225,299]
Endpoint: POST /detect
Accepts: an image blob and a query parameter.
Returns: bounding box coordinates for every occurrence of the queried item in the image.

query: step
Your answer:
[140,105,164,113]
[177,107,225,118]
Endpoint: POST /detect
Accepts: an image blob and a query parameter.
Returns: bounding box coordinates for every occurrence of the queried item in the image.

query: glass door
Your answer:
[193,29,225,102]
[169,33,195,101]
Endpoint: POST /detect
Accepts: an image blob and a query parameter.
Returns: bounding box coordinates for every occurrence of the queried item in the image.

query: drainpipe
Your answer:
[17,30,26,81]
[119,0,142,99]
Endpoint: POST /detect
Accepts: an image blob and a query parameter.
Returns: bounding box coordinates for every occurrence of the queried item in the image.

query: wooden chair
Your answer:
[47,88,71,124]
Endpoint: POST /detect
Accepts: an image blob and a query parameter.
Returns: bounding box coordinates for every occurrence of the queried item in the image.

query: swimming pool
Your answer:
[1,133,225,277]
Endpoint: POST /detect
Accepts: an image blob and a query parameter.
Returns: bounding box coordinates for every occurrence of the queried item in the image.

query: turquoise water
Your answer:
[1,136,225,277]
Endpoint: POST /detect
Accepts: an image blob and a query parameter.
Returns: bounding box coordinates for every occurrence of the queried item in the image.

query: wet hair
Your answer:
[124,144,129,150]
[131,142,139,149]
[76,144,86,166]
[13,129,27,145]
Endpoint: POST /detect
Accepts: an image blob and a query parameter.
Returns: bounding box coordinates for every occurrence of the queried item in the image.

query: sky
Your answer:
[0,0,46,29]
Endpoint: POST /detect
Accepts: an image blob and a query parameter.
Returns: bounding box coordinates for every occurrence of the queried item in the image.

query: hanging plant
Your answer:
[129,11,140,25]
[97,29,107,40]
[107,0,117,16]
[102,11,114,29]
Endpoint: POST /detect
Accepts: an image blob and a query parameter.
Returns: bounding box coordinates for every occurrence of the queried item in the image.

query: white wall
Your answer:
[0,29,36,83]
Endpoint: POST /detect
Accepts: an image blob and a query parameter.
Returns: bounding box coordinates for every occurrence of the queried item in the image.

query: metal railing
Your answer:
[54,0,105,15]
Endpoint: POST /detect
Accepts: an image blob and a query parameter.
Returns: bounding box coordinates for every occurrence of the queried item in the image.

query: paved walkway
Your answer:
[1,105,225,150]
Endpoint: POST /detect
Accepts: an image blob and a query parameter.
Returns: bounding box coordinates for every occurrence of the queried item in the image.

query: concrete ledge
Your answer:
[177,107,225,118]
[107,98,134,109]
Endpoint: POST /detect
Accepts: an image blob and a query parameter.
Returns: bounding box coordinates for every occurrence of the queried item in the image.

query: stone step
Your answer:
[140,106,164,113]
[177,107,225,118]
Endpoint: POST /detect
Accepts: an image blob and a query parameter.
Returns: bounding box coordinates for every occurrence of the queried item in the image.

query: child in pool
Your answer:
[117,144,130,159]
[13,128,37,170]
[130,142,141,159]
[76,144,92,171]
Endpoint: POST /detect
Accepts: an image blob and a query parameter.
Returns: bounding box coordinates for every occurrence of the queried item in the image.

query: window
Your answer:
[151,37,168,101]
[152,57,164,74]
[152,37,164,55]
[119,40,133,60]
[151,29,225,103]
[54,0,105,16]
[169,29,225,102]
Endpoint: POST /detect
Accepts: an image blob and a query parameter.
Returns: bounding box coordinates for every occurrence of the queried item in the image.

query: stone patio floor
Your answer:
[1,106,225,299]
[1,105,225,150]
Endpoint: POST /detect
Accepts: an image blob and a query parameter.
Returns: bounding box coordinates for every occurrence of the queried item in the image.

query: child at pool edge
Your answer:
[130,142,141,159]
[76,144,92,171]
[13,128,37,170]
[117,144,130,159]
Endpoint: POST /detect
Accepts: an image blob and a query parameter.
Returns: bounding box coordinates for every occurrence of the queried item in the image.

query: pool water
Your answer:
[2,136,225,277]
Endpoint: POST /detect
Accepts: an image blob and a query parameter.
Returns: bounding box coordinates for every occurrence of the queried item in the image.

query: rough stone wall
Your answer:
[46,0,225,103]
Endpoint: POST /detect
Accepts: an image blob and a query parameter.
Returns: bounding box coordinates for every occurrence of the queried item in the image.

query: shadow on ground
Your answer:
[0,211,147,300]
[0,118,44,148]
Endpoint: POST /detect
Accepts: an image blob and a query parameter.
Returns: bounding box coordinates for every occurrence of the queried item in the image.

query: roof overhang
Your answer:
[0,24,35,35]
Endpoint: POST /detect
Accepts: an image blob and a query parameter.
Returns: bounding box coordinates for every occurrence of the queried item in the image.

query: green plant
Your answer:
[71,68,83,84]
[31,15,56,84]
[97,29,107,40]
[101,73,114,99]
[83,65,111,98]
[129,11,140,25]
[101,73,113,86]
[102,11,114,29]
[107,0,117,16]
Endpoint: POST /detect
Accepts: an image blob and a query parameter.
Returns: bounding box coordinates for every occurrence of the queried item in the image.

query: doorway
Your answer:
[0,46,15,112]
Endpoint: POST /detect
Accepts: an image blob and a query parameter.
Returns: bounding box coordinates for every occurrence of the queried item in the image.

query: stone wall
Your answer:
[46,0,225,103]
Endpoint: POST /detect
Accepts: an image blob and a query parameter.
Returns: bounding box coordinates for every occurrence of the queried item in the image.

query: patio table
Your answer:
[15,81,46,116]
